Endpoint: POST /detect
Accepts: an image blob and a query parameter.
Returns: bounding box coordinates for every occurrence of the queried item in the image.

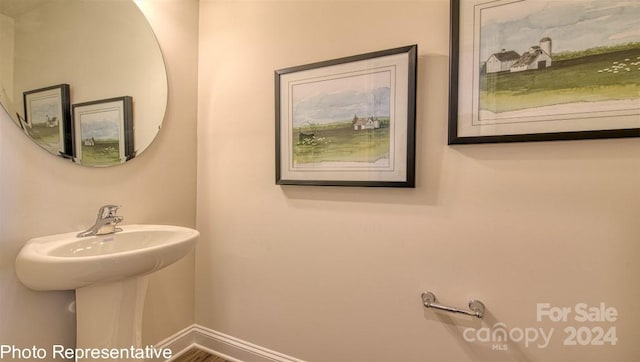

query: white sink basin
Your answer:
[16,224,199,291]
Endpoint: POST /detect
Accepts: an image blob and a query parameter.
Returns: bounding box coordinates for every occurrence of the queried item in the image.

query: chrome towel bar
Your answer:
[421,291,485,319]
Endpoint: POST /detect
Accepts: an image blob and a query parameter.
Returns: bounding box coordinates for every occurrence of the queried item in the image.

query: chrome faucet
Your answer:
[77,205,124,237]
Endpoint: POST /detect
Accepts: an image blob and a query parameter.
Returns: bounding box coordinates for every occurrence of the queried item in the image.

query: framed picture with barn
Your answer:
[72,96,134,167]
[23,84,73,157]
[275,45,417,187]
[448,0,640,144]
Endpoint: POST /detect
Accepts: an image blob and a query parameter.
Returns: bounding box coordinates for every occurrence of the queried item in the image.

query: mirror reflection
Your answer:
[0,0,167,167]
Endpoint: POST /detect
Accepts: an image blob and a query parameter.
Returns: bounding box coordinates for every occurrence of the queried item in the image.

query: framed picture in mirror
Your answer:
[72,96,134,167]
[275,45,417,187]
[23,84,73,157]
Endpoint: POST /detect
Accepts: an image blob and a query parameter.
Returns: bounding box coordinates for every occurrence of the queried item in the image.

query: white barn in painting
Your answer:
[510,37,553,72]
[486,37,553,73]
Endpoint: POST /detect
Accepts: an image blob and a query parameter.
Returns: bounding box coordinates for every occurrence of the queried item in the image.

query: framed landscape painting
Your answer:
[449,0,640,144]
[275,45,417,187]
[23,84,73,156]
[72,96,134,167]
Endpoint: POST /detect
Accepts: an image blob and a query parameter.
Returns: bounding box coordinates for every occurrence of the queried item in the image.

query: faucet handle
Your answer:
[98,204,121,219]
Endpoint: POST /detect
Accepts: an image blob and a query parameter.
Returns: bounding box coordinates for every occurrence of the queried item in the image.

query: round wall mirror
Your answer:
[0,0,167,167]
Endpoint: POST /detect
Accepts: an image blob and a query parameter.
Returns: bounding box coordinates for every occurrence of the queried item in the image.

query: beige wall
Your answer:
[0,0,198,349]
[196,1,640,361]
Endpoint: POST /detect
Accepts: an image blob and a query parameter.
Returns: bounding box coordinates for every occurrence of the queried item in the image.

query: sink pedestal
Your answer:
[75,276,149,361]
[15,224,199,361]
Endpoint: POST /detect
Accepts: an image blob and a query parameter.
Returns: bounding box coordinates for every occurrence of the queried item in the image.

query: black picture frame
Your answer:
[72,96,134,167]
[275,45,417,187]
[23,84,73,157]
[448,0,640,145]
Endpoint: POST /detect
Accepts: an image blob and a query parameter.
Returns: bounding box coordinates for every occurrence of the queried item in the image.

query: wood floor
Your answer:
[172,348,231,362]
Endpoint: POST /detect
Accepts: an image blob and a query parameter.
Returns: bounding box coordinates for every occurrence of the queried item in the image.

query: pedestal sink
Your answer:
[15,224,198,360]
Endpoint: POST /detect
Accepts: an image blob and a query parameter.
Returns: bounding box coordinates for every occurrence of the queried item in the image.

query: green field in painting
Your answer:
[27,123,60,153]
[480,47,640,113]
[81,140,120,166]
[293,119,390,164]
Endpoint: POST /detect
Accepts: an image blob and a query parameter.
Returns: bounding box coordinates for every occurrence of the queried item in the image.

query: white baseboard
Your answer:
[151,324,307,362]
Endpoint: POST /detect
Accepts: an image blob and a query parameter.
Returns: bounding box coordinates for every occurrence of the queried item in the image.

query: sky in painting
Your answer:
[29,95,60,125]
[479,0,640,61]
[292,71,391,126]
[80,109,120,140]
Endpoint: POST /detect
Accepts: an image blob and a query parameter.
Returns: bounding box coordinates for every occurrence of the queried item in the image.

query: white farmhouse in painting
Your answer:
[45,115,58,128]
[352,115,380,131]
[486,50,520,73]
[486,37,553,73]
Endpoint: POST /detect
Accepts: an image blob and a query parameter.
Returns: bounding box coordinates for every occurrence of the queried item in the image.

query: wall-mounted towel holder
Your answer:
[421,291,485,319]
